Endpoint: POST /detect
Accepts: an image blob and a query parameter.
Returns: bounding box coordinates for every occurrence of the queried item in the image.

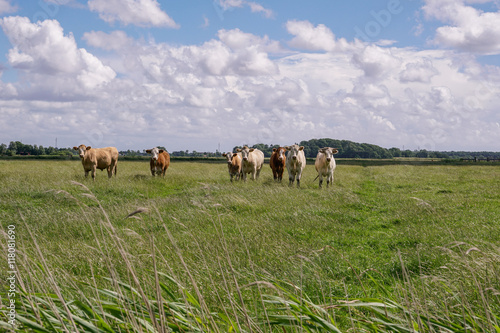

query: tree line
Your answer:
[0,141,73,156]
[234,138,500,160]
[1,139,498,160]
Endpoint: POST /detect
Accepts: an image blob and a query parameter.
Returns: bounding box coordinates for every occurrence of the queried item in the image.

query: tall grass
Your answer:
[0,160,499,331]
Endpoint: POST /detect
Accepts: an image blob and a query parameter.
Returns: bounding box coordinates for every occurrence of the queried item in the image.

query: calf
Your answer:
[270,147,286,182]
[285,144,306,187]
[73,144,118,181]
[146,147,170,177]
[236,146,264,181]
[314,147,339,188]
[222,152,242,182]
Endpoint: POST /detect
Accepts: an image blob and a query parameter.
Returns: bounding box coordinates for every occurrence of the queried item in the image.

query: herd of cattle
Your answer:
[72,144,339,188]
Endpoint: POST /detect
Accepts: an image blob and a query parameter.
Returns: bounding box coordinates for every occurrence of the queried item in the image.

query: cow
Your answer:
[73,144,118,181]
[269,147,287,182]
[314,147,339,188]
[145,147,170,177]
[236,146,264,181]
[285,144,306,187]
[222,152,242,182]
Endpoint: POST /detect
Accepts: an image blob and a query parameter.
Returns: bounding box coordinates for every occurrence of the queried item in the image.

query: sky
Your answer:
[0,0,499,152]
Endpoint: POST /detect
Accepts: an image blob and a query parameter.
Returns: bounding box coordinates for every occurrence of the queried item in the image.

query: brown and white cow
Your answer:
[270,147,287,182]
[314,147,339,188]
[73,144,118,181]
[236,146,264,181]
[145,147,170,177]
[222,152,242,182]
[285,144,306,187]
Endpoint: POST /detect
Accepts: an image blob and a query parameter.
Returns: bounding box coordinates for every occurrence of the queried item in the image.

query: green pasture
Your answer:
[1,159,499,332]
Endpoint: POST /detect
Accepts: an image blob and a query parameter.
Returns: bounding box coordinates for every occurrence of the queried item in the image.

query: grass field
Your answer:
[1,159,499,332]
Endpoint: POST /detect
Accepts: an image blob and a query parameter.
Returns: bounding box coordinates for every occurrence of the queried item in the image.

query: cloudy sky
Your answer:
[0,0,499,152]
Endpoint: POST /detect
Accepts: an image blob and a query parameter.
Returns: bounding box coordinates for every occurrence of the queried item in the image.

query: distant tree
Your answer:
[415,149,428,158]
[389,147,401,157]
[0,143,6,155]
[401,149,414,158]
[8,141,18,154]
[38,145,46,155]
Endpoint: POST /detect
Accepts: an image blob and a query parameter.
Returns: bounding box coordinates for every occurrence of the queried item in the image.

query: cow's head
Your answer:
[319,147,339,162]
[222,152,238,164]
[146,147,164,161]
[73,144,91,159]
[236,146,254,161]
[285,145,304,160]
[276,147,286,161]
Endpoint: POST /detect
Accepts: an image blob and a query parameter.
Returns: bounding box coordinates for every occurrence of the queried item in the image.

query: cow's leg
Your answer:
[327,173,334,187]
[296,170,303,188]
[91,166,97,181]
[242,172,247,182]
[107,166,113,178]
[319,174,323,188]
[256,167,261,180]
[230,173,234,182]
[84,170,89,178]
[289,173,295,186]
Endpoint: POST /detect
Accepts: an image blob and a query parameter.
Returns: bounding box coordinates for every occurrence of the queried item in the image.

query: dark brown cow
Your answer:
[269,147,287,182]
[145,147,170,177]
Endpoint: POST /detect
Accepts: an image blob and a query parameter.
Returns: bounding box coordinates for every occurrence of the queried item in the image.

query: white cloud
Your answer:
[0,16,116,95]
[88,0,179,28]
[400,59,439,83]
[217,0,273,18]
[0,0,16,14]
[83,30,135,51]
[352,45,401,79]
[423,0,500,54]
[1,18,500,152]
[286,20,337,52]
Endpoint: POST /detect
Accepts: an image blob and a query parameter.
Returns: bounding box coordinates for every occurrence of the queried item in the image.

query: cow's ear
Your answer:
[222,153,227,157]
[299,146,304,151]
[159,149,164,153]
[146,149,152,153]
[86,146,92,150]
[332,149,339,154]
[232,153,238,157]
[285,146,290,151]
[236,148,241,152]
[249,148,255,152]
[73,146,78,150]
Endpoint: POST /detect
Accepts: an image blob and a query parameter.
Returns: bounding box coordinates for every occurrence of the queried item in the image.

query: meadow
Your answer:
[0,159,499,332]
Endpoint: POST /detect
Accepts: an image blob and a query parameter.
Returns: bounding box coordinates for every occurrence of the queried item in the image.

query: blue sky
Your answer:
[1,0,500,152]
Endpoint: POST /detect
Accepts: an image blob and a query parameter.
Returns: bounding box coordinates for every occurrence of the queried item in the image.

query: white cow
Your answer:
[315,147,339,188]
[236,146,264,181]
[285,144,306,187]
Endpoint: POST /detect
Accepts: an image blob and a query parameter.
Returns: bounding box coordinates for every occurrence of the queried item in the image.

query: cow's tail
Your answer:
[312,175,319,183]
[114,164,118,176]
